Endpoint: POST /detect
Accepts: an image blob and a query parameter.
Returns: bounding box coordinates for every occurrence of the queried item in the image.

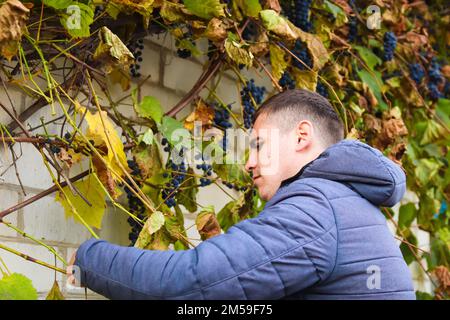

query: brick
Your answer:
[163,55,203,93]
[0,143,55,190]
[0,188,20,237]
[22,194,91,245]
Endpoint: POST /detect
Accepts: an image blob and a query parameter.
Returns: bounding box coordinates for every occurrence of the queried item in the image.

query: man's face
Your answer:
[245,114,298,201]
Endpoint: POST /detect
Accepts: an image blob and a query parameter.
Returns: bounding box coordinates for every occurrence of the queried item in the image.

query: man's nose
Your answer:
[245,152,256,173]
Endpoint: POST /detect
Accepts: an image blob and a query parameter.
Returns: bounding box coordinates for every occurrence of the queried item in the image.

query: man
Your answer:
[68,89,415,299]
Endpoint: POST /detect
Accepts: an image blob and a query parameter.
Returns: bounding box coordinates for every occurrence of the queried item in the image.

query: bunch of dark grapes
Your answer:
[222,180,248,192]
[383,31,397,61]
[348,16,358,42]
[241,79,266,129]
[196,160,213,187]
[214,105,233,150]
[427,57,444,100]
[242,21,258,41]
[128,39,144,78]
[316,81,328,98]
[279,71,296,90]
[161,137,171,153]
[177,45,193,59]
[162,150,187,208]
[125,160,145,246]
[281,0,296,23]
[292,40,312,70]
[294,0,313,32]
[409,63,425,84]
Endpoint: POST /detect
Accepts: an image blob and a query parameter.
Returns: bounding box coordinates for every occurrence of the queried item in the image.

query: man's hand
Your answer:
[66,250,83,287]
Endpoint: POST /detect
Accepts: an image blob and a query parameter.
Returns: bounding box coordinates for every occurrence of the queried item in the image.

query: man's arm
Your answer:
[73,187,337,299]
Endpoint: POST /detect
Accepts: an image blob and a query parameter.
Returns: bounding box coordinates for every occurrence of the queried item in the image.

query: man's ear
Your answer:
[294,120,313,152]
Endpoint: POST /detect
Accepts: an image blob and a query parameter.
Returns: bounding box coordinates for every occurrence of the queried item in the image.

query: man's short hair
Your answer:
[253,89,344,147]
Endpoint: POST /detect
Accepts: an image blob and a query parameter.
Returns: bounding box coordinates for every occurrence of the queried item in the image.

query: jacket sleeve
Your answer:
[74,186,337,299]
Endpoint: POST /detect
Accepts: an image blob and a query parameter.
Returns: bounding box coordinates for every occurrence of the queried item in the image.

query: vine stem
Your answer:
[382,207,438,288]
[0,170,91,220]
[1,221,67,266]
[165,53,226,117]
[0,243,67,275]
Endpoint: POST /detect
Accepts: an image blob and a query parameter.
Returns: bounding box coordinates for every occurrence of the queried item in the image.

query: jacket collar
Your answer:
[279,150,327,188]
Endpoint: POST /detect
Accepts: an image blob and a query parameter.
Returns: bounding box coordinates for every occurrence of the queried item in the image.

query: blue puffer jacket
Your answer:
[74,139,415,299]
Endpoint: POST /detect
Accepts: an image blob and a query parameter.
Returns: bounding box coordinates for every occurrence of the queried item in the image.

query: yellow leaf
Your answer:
[75,102,128,182]
[0,0,30,61]
[184,99,215,131]
[55,173,107,229]
[269,44,287,81]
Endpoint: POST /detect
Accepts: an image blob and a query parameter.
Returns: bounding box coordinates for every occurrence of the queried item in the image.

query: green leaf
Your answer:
[174,239,188,250]
[420,120,446,145]
[137,96,163,123]
[55,173,107,229]
[354,46,381,70]
[398,203,416,229]
[183,0,225,20]
[0,273,38,300]
[356,68,387,110]
[177,38,201,57]
[138,129,154,145]
[269,44,287,81]
[160,116,192,150]
[291,69,317,91]
[45,281,65,300]
[414,159,440,186]
[43,0,73,10]
[323,0,347,26]
[217,201,238,232]
[147,211,165,235]
[175,168,198,212]
[224,38,254,67]
[60,2,94,38]
[260,9,297,41]
[436,98,450,127]
[235,0,262,18]
[399,233,418,265]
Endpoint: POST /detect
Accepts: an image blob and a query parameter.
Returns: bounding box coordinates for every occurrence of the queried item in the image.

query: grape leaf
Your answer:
[55,173,107,229]
[269,44,287,81]
[183,0,225,20]
[136,96,163,124]
[0,0,30,61]
[196,209,221,240]
[60,2,94,38]
[235,0,262,18]
[138,128,154,146]
[175,169,198,212]
[0,273,38,300]
[160,116,192,151]
[43,0,73,10]
[75,102,129,182]
[291,69,317,91]
[93,26,134,74]
[354,45,381,70]
[224,38,254,67]
[45,281,65,300]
